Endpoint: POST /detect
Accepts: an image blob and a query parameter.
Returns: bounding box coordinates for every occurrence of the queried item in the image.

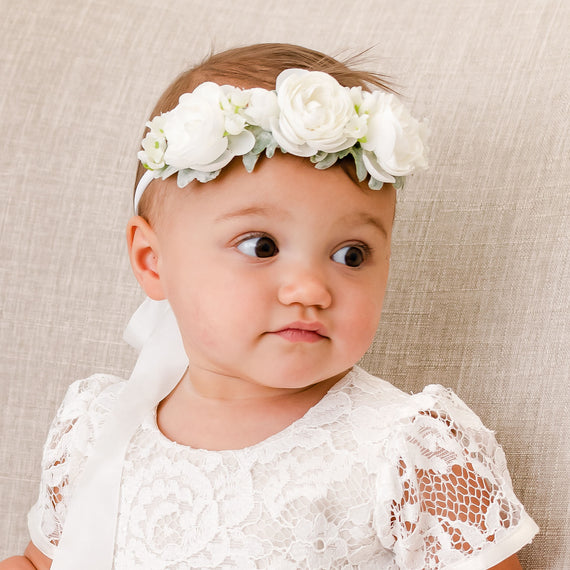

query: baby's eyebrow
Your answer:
[216,205,289,222]
[216,207,387,238]
[343,213,389,239]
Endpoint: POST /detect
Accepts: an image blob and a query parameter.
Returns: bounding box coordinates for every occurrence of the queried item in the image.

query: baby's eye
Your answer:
[236,235,279,258]
[332,245,367,267]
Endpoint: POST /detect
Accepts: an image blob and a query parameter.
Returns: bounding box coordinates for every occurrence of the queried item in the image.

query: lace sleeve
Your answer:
[375,385,538,570]
[27,374,125,558]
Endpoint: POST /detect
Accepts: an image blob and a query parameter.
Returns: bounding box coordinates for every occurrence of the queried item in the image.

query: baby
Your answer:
[2,43,537,569]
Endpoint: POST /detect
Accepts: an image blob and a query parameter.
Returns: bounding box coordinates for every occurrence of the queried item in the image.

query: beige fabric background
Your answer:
[1,0,568,567]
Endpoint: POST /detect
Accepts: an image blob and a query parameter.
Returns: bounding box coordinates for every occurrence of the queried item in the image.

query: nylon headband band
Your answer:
[134,170,155,214]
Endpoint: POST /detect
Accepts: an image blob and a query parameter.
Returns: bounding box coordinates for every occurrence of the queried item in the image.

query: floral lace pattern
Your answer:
[28,367,537,568]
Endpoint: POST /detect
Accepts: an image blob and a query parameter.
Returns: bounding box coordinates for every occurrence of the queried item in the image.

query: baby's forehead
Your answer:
[153,155,395,234]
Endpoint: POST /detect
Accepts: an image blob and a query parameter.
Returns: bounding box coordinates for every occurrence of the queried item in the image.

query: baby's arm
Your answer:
[490,554,522,569]
[402,461,527,569]
[0,543,52,570]
[420,463,526,568]
[390,459,529,568]
[2,376,123,570]
[379,386,538,568]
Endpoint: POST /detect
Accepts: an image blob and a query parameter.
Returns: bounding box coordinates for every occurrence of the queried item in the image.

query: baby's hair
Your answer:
[135,43,393,220]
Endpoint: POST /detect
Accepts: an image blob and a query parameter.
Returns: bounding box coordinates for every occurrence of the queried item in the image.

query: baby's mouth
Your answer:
[270,322,328,343]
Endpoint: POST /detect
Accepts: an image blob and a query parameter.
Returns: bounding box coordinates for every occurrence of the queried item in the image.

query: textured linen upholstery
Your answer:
[1,1,568,567]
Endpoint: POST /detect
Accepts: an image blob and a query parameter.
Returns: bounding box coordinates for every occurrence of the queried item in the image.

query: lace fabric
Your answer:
[28,366,537,569]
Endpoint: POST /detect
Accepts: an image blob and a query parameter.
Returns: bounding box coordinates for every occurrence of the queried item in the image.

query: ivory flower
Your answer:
[162,83,253,173]
[360,91,429,178]
[271,69,362,156]
[138,116,167,170]
[240,88,279,131]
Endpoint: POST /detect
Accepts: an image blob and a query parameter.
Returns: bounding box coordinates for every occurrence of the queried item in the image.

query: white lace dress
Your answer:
[28,366,537,569]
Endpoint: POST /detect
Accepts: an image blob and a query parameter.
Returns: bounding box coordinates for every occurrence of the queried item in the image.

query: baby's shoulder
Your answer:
[56,373,127,420]
[345,367,490,448]
[346,366,464,416]
[342,368,506,488]
[45,373,127,454]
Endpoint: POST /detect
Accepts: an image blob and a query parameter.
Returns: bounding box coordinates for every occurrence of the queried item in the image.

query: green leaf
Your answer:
[177,169,198,187]
[348,147,368,182]
[368,176,385,191]
[177,168,221,187]
[242,151,260,173]
[393,176,405,190]
[313,152,339,170]
[264,138,279,158]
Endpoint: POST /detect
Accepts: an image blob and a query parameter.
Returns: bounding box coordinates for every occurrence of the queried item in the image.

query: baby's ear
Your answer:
[126,216,166,300]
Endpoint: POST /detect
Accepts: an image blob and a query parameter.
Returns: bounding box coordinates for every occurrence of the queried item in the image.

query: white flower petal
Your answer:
[227,129,255,156]
[275,68,308,91]
[227,87,250,108]
[362,151,396,183]
[224,113,246,136]
[241,89,279,130]
[270,117,315,157]
[190,149,235,172]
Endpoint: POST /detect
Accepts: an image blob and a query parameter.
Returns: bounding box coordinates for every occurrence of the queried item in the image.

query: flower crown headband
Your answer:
[135,68,428,213]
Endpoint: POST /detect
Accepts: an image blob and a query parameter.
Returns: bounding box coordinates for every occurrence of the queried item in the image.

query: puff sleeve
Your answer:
[27,374,125,558]
[373,385,538,570]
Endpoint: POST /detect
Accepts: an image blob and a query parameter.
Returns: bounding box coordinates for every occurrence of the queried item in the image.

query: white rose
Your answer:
[138,115,167,170]
[271,69,361,156]
[162,82,247,173]
[360,91,428,178]
[240,88,279,131]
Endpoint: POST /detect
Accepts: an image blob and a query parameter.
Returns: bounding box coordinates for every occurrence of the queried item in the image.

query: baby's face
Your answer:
[150,153,395,392]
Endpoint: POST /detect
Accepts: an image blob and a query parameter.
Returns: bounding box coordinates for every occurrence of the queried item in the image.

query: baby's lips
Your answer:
[272,321,329,338]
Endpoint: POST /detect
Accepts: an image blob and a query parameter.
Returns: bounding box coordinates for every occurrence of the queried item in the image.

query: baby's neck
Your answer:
[156,370,346,451]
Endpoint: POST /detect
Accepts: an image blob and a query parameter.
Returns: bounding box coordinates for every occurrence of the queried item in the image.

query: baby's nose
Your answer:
[277,266,332,309]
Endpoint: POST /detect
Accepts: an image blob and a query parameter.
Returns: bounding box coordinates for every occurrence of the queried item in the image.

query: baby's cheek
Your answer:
[343,298,383,350]
[171,296,220,352]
